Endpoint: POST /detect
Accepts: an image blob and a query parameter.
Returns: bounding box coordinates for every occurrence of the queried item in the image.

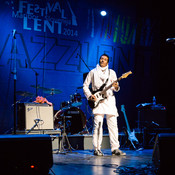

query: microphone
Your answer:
[166,38,175,43]
[12,29,16,39]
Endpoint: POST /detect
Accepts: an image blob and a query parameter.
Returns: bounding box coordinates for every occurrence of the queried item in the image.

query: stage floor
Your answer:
[51,149,156,175]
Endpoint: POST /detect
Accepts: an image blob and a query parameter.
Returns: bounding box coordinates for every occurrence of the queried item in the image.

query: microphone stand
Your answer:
[26,119,40,134]
[25,58,39,98]
[35,71,39,97]
[12,30,17,134]
[77,53,91,71]
[31,69,39,97]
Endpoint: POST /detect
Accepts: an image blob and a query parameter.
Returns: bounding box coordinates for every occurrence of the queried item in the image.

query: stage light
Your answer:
[30,165,35,169]
[100,10,107,16]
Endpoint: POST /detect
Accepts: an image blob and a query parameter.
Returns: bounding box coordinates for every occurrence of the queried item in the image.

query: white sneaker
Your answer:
[112,149,126,156]
[94,149,104,156]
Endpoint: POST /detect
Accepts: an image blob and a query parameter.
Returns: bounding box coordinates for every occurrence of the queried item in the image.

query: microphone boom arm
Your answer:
[77,53,91,71]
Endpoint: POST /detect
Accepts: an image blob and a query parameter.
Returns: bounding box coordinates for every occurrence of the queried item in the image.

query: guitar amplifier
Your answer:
[17,103,54,130]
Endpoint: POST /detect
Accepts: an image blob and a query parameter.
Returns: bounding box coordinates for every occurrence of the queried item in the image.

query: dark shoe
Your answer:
[112,149,126,156]
[94,149,104,156]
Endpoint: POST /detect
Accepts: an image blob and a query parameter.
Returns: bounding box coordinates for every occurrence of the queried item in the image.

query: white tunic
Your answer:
[83,68,120,116]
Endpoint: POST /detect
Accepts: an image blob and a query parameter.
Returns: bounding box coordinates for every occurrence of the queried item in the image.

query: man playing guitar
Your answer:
[83,54,126,156]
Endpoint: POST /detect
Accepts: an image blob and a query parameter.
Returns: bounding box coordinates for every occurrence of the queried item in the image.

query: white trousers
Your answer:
[92,114,120,152]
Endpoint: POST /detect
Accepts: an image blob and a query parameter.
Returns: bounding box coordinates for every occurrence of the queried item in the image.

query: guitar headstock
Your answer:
[121,104,125,113]
[121,71,132,79]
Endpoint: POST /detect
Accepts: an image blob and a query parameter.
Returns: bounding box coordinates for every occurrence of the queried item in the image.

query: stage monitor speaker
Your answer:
[152,133,175,174]
[17,103,54,130]
[0,134,53,175]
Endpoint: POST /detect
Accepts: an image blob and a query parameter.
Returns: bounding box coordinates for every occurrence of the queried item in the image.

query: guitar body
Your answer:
[128,130,138,143]
[87,71,132,109]
[127,130,140,150]
[123,127,140,150]
[88,91,106,109]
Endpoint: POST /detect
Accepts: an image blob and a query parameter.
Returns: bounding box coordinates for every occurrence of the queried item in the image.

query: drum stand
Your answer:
[59,115,74,154]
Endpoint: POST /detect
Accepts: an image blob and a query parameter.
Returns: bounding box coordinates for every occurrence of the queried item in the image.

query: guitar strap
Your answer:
[97,70,110,91]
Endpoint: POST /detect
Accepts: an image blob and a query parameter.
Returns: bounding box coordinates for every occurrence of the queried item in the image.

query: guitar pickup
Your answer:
[96,94,100,98]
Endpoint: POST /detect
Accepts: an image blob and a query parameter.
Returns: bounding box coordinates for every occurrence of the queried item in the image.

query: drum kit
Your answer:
[54,92,87,135]
[16,85,87,135]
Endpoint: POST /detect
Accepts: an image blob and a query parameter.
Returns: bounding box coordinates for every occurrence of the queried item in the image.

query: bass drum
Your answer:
[54,107,86,135]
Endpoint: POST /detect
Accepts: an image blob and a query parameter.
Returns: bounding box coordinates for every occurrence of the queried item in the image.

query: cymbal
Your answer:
[31,85,62,94]
[30,85,42,89]
[43,88,62,94]
[16,91,34,97]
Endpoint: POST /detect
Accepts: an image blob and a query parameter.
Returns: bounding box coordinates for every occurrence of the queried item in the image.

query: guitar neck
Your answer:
[101,76,122,94]
[122,111,131,133]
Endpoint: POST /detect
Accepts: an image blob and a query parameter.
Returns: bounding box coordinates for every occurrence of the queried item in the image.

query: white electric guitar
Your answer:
[88,71,132,109]
[121,104,139,150]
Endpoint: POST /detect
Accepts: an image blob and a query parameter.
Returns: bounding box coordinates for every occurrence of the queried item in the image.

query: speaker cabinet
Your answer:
[152,133,175,174]
[0,134,53,174]
[17,103,54,130]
